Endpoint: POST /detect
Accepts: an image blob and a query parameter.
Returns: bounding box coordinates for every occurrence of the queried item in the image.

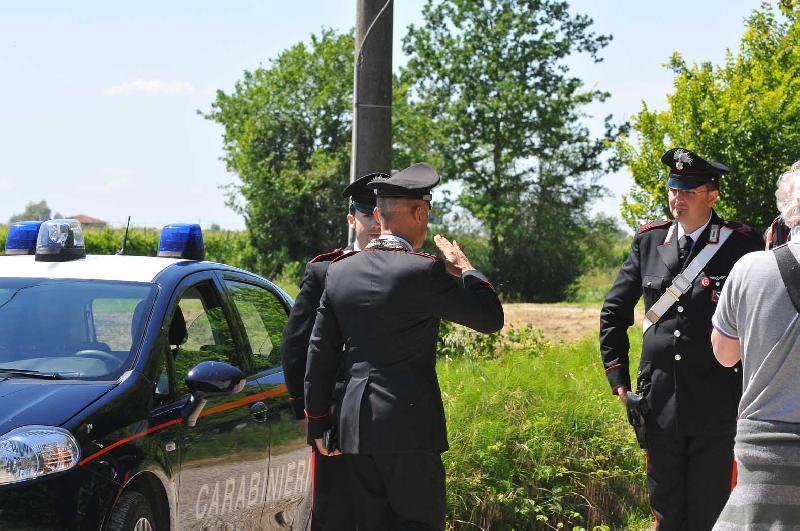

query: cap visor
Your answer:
[352,202,375,215]
[667,176,704,190]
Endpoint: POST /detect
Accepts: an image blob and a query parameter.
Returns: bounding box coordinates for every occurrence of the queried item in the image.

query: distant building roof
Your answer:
[70,214,106,226]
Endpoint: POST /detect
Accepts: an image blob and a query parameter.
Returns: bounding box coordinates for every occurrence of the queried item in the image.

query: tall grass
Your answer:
[438,325,650,530]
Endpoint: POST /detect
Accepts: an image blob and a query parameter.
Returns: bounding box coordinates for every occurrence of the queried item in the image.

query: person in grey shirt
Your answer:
[711,160,800,529]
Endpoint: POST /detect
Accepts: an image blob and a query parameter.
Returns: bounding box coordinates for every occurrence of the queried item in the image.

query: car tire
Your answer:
[108,490,156,531]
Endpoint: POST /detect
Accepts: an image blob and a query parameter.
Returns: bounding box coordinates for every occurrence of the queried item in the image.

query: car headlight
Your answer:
[0,426,80,485]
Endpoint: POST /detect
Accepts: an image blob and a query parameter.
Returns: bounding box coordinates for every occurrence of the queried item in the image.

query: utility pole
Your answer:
[349,0,393,244]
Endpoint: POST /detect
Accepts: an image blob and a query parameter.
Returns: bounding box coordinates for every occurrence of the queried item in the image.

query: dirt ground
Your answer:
[503,303,645,342]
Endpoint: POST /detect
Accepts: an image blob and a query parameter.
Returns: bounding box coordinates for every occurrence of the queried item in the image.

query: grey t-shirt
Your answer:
[712,243,800,423]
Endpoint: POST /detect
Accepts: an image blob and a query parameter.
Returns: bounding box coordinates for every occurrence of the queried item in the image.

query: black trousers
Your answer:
[645,425,736,530]
[311,449,356,530]
[344,452,446,531]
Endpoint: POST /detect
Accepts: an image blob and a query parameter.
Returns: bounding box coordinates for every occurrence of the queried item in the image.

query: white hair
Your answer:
[776,161,800,228]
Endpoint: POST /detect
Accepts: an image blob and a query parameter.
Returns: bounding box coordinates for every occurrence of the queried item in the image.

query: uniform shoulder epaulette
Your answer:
[407,250,437,261]
[330,250,359,264]
[724,221,755,235]
[637,219,671,234]
[310,247,344,263]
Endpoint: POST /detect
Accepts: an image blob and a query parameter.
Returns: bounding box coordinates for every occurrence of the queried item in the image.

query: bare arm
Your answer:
[712,327,741,367]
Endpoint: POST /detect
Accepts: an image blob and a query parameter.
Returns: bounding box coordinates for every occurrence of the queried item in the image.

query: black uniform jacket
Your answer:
[281,247,349,420]
[304,247,504,454]
[600,210,762,435]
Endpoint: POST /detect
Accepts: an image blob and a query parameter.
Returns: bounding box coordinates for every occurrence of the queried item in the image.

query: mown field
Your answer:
[438,308,650,530]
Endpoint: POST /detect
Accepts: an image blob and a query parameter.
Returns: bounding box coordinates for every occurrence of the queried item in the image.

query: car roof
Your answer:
[0,255,188,283]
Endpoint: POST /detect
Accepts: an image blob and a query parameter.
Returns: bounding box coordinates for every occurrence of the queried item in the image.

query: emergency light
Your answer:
[158,224,204,260]
[5,221,44,255]
[35,219,86,262]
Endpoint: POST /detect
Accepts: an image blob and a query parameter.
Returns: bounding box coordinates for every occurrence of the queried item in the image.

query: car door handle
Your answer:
[250,401,268,422]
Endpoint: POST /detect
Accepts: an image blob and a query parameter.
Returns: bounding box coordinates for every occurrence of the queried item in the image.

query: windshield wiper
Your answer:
[0,368,64,380]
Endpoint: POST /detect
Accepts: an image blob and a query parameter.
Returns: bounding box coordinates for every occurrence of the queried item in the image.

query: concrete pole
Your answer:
[349,0,393,244]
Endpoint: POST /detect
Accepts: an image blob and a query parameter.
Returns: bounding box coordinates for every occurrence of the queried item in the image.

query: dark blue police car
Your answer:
[0,220,310,530]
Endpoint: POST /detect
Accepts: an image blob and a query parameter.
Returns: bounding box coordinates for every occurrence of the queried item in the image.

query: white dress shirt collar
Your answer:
[677,212,713,245]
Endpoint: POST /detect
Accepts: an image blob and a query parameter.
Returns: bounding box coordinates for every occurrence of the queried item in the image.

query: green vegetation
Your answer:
[567,223,631,304]
[204,29,354,277]
[438,323,650,529]
[206,0,625,301]
[402,0,623,302]
[617,2,800,231]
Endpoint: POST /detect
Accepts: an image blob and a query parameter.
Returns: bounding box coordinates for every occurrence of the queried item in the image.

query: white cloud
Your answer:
[103,79,195,96]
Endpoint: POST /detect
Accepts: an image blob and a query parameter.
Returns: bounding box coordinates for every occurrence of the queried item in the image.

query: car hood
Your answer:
[0,378,113,436]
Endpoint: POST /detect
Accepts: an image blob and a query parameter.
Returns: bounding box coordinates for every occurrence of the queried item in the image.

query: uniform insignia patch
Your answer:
[711,290,721,303]
[663,223,675,245]
[708,224,720,244]
[673,149,693,171]
[701,277,710,287]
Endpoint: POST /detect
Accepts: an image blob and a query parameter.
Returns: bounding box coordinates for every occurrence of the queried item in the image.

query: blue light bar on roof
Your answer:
[35,219,86,262]
[158,224,205,261]
[5,221,44,255]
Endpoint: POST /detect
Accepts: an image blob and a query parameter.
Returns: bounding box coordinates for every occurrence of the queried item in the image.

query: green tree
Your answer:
[617,2,800,231]
[9,200,62,223]
[401,0,622,300]
[205,29,354,277]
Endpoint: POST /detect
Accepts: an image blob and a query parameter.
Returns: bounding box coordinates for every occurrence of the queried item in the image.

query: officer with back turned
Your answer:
[600,148,762,529]
[280,172,381,529]
[304,163,504,530]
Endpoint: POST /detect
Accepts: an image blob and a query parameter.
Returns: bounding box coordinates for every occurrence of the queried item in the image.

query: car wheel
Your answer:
[108,490,156,531]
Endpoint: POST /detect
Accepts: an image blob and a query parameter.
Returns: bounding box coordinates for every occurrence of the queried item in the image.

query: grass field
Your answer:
[439,323,650,530]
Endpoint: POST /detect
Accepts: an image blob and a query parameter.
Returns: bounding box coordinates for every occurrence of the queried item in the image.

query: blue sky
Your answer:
[0,0,760,230]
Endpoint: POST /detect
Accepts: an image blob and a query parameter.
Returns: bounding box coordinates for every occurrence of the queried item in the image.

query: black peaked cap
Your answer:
[367,163,441,200]
[343,172,385,213]
[661,147,730,189]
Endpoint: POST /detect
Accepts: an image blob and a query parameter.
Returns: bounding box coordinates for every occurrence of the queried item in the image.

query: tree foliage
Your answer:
[9,200,61,223]
[617,2,800,230]
[401,0,622,300]
[205,29,354,276]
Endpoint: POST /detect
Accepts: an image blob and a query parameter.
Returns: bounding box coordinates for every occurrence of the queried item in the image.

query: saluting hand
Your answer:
[434,234,475,278]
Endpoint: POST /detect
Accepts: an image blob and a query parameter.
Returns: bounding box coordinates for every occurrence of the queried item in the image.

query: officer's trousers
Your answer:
[645,425,736,530]
[311,449,355,530]
[344,452,446,531]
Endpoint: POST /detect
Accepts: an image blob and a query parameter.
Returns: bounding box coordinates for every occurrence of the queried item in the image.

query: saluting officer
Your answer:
[280,172,381,530]
[304,163,504,530]
[600,148,762,530]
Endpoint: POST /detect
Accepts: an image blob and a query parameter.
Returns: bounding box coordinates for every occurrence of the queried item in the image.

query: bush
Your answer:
[438,325,650,529]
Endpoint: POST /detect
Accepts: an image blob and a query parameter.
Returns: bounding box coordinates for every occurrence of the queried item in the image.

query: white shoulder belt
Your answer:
[642,225,733,334]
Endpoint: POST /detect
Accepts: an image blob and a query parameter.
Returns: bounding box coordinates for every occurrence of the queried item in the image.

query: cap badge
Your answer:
[674,149,693,171]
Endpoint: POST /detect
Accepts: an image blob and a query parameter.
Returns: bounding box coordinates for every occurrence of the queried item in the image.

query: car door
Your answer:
[169,272,271,530]
[220,274,311,530]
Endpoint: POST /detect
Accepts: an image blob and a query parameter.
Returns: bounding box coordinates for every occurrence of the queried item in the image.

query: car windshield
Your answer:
[0,278,157,381]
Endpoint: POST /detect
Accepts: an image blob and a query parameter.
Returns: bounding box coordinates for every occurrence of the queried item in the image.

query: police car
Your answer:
[0,220,311,530]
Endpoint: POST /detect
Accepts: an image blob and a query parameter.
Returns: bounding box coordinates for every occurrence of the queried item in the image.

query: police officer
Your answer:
[280,172,381,530]
[600,148,762,530]
[304,163,504,530]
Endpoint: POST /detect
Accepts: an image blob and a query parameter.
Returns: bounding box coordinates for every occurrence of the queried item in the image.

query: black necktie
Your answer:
[679,235,693,268]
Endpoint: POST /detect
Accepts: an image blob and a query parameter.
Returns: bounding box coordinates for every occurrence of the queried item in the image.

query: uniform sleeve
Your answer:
[429,260,504,333]
[280,262,322,419]
[304,286,345,442]
[712,258,744,339]
[599,235,643,394]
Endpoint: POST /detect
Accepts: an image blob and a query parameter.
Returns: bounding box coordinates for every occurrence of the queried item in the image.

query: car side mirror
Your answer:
[181,361,246,427]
